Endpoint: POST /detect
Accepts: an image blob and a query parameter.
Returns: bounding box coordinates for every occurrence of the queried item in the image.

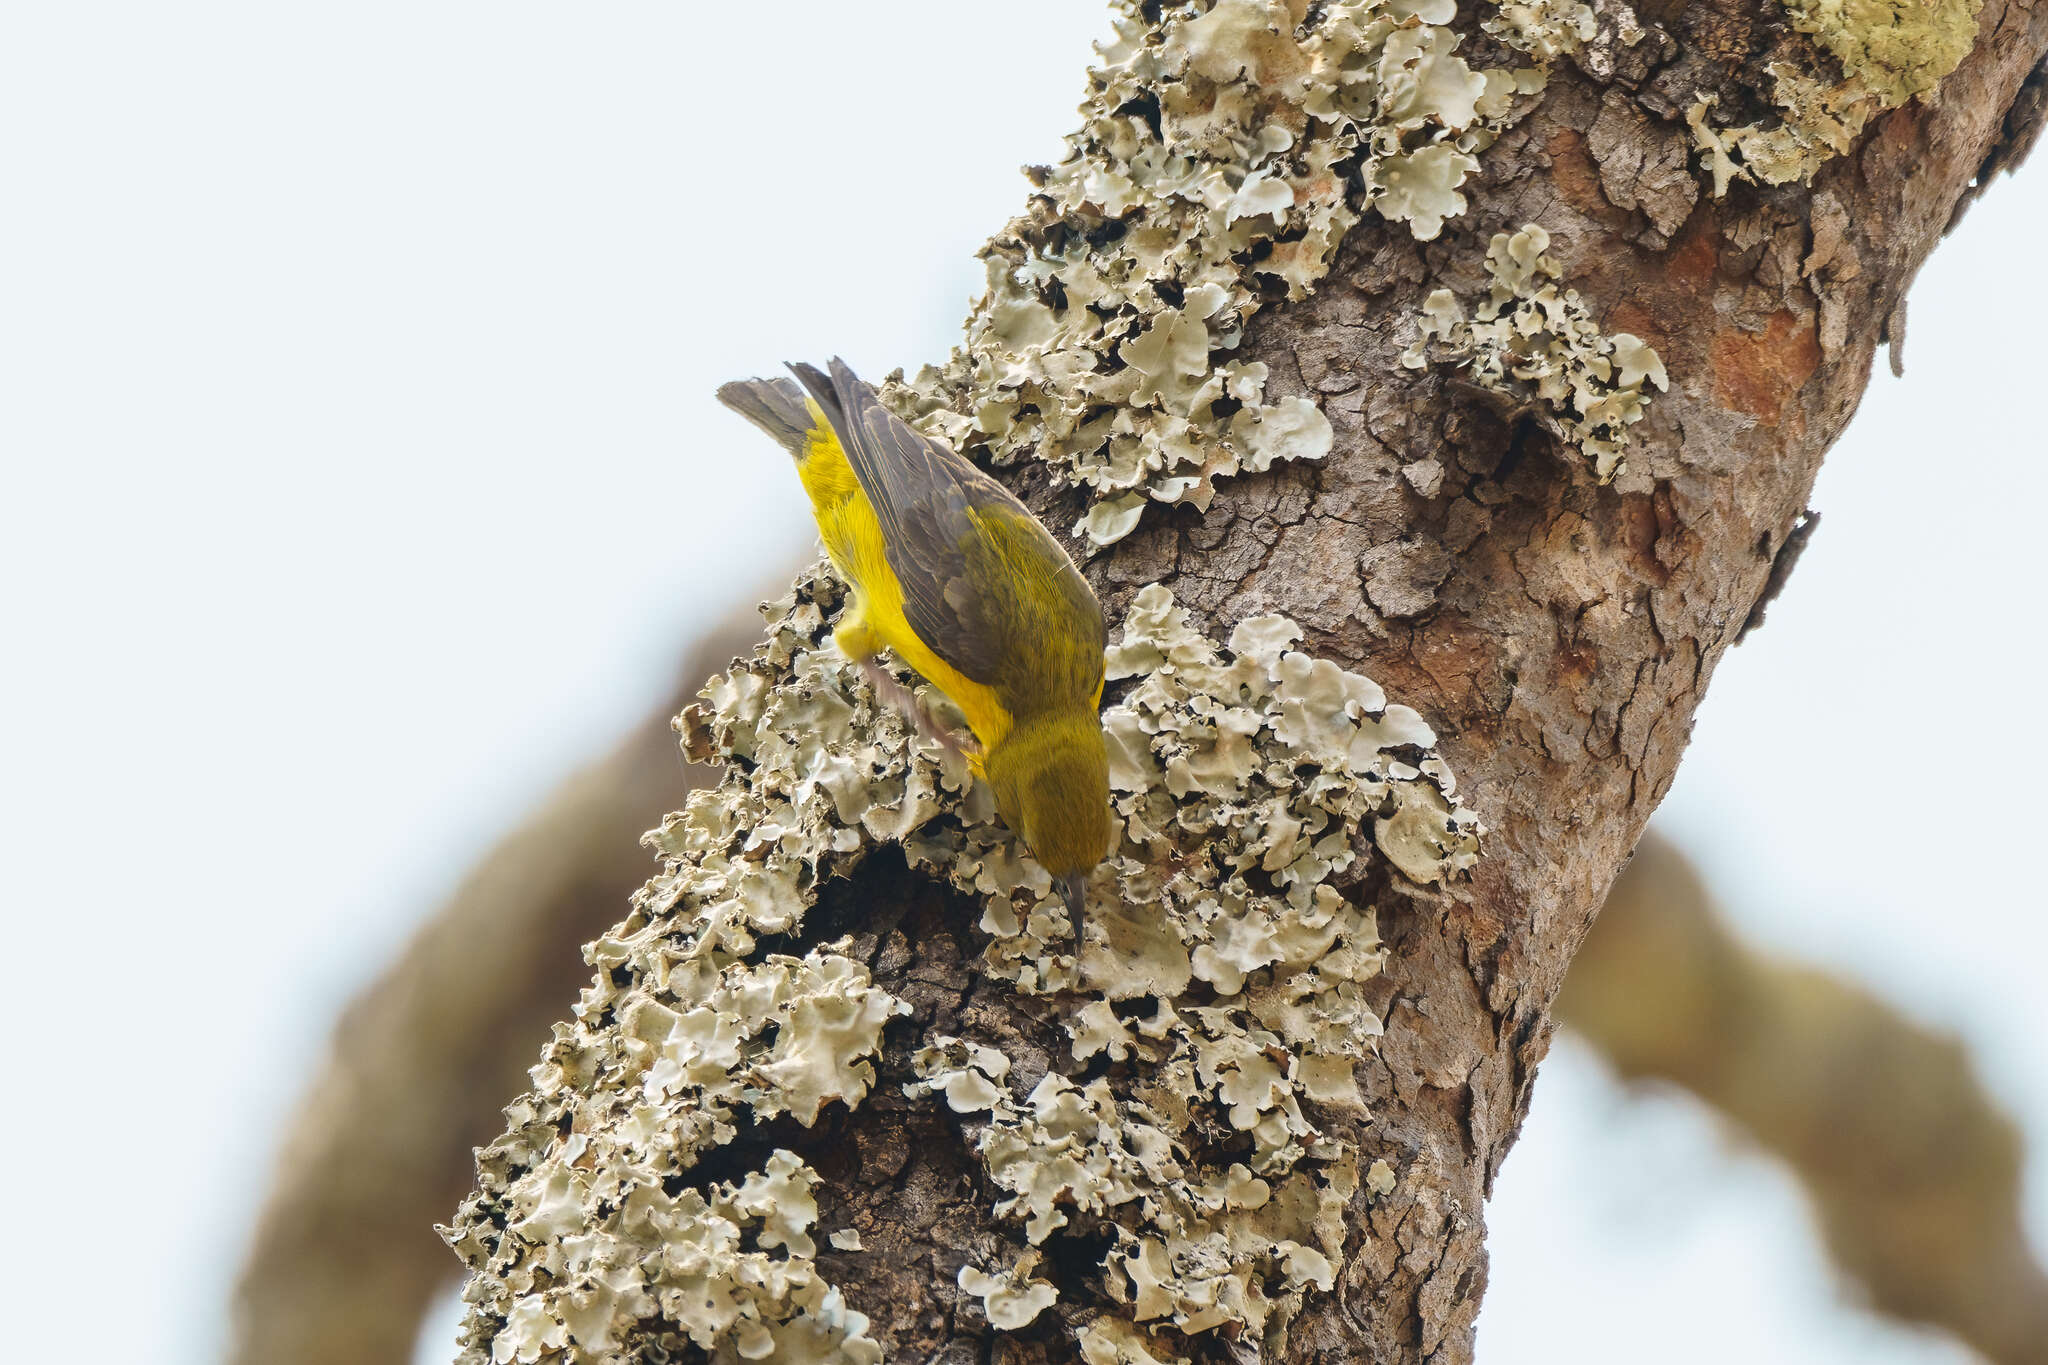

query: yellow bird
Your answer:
[717,357,1111,916]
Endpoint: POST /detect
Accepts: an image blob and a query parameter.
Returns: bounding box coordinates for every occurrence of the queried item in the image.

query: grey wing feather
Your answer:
[790,357,1090,689]
[715,376,815,456]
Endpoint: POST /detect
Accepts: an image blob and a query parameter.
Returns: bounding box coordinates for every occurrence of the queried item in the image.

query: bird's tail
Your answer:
[716,372,829,458]
[716,362,843,458]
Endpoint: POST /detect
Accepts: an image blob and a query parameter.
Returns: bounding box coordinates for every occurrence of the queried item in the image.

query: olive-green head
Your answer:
[982,708,1112,918]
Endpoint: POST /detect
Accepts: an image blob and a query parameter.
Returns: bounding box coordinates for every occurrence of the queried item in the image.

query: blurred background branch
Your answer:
[1559,834,2048,1365]
[228,611,2048,1365]
[226,605,768,1365]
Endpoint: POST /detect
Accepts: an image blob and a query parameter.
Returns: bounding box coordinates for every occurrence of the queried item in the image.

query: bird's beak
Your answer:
[1058,872,1088,921]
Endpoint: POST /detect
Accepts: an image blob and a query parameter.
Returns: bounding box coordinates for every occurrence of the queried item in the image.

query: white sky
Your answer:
[1,5,2039,1364]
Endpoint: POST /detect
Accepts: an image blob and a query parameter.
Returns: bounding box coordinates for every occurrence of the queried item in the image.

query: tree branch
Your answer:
[1559,833,2048,1365]
[433,3,2048,1362]
[227,607,774,1365]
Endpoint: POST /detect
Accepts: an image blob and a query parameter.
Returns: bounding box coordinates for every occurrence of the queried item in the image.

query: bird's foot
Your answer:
[858,657,978,760]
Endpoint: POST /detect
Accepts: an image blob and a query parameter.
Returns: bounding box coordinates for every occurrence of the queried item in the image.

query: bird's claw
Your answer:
[858,657,977,758]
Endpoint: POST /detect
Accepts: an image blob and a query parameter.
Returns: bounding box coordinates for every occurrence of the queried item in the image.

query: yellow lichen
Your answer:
[1687,0,1982,194]
[1783,0,1982,107]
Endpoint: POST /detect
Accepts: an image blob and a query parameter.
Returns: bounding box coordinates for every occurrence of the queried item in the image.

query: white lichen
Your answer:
[892,0,1598,546]
[1400,222,1667,480]
[445,567,1480,1360]
[1685,0,1982,195]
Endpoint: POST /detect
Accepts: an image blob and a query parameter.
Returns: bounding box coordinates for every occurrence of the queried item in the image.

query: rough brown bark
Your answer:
[435,4,2048,1363]
[226,606,776,1365]
[991,14,2048,1364]
[1561,833,2048,1365]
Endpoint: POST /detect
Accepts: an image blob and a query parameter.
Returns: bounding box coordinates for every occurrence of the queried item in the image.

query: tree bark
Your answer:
[440,3,2048,1363]
[232,634,2044,1365]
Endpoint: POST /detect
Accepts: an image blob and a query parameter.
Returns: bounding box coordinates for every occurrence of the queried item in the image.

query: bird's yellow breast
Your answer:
[796,424,1016,753]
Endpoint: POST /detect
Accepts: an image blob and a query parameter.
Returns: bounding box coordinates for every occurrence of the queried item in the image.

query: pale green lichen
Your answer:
[1078,1316,1193,1365]
[444,568,1480,1361]
[461,1143,882,1365]
[1400,222,1668,480]
[1485,0,1598,61]
[906,582,1479,1002]
[912,1046,1350,1343]
[1686,65,1871,196]
[1686,0,1982,194]
[905,584,1479,1354]
[891,0,1598,546]
[440,577,938,1364]
[958,1253,1061,1330]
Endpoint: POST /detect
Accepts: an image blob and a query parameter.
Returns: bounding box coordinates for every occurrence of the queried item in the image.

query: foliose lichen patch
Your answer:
[1399,223,1668,480]
[957,1253,1061,1331]
[443,569,1479,1363]
[440,574,934,1364]
[909,583,1479,1358]
[1686,0,1982,195]
[887,0,1598,547]
[1782,0,1983,107]
[1686,64,1872,197]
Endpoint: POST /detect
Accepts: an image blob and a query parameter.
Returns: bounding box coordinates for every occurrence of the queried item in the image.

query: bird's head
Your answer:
[982,708,1112,919]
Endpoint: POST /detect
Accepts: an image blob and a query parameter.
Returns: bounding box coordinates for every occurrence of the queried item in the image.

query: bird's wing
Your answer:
[792,358,1100,692]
